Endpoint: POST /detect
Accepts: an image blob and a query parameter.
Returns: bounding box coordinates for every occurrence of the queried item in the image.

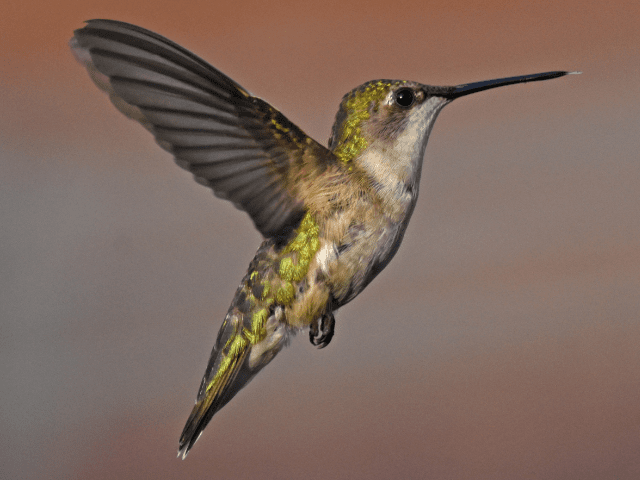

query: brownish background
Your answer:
[2,0,639,478]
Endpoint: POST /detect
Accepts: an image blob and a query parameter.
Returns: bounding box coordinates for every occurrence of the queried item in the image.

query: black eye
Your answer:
[395,88,415,107]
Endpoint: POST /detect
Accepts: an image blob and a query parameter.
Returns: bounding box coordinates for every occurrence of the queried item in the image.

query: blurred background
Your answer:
[2,0,639,478]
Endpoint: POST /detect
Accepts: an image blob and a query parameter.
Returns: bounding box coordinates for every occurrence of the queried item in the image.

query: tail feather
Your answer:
[177,238,301,457]
[177,268,291,458]
[178,340,251,458]
[177,313,254,458]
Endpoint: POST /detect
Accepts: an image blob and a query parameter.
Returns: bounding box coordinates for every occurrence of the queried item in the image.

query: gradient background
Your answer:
[2,0,639,478]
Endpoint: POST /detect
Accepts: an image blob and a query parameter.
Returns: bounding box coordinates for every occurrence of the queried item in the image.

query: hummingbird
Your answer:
[70,19,577,458]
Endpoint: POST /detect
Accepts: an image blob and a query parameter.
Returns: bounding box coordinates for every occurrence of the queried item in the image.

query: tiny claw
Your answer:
[309,312,335,348]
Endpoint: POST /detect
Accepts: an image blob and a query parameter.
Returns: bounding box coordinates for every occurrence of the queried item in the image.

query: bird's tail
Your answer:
[178,271,290,458]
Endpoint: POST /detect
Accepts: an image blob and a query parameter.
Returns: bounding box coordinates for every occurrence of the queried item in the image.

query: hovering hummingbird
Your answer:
[71,19,577,458]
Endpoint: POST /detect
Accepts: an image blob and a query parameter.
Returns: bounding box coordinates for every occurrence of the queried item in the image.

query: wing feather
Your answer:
[71,19,337,237]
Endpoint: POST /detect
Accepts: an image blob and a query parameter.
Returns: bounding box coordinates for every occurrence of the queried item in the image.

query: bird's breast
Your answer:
[318,194,416,306]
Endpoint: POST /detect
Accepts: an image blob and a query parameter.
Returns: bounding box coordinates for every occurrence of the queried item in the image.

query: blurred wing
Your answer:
[71,19,333,238]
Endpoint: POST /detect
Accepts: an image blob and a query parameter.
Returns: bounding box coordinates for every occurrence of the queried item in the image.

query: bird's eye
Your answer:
[395,88,415,107]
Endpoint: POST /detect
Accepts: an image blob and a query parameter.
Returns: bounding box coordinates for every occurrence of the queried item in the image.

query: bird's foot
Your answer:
[309,312,335,349]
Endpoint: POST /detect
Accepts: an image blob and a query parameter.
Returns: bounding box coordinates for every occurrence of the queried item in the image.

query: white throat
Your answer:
[358,96,450,204]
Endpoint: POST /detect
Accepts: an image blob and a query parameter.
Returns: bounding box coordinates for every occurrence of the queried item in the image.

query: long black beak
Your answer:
[446,71,579,100]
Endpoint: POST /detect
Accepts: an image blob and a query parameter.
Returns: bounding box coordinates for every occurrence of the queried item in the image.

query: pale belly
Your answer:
[320,213,413,307]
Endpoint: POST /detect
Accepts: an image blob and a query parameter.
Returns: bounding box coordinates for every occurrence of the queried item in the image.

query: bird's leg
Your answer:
[309,312,335,348]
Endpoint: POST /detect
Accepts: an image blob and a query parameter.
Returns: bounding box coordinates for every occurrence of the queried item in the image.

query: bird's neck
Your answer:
[355,98,449,218]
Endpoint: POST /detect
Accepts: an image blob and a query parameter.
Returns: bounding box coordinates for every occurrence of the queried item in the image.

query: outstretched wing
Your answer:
[71,19,334,238]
